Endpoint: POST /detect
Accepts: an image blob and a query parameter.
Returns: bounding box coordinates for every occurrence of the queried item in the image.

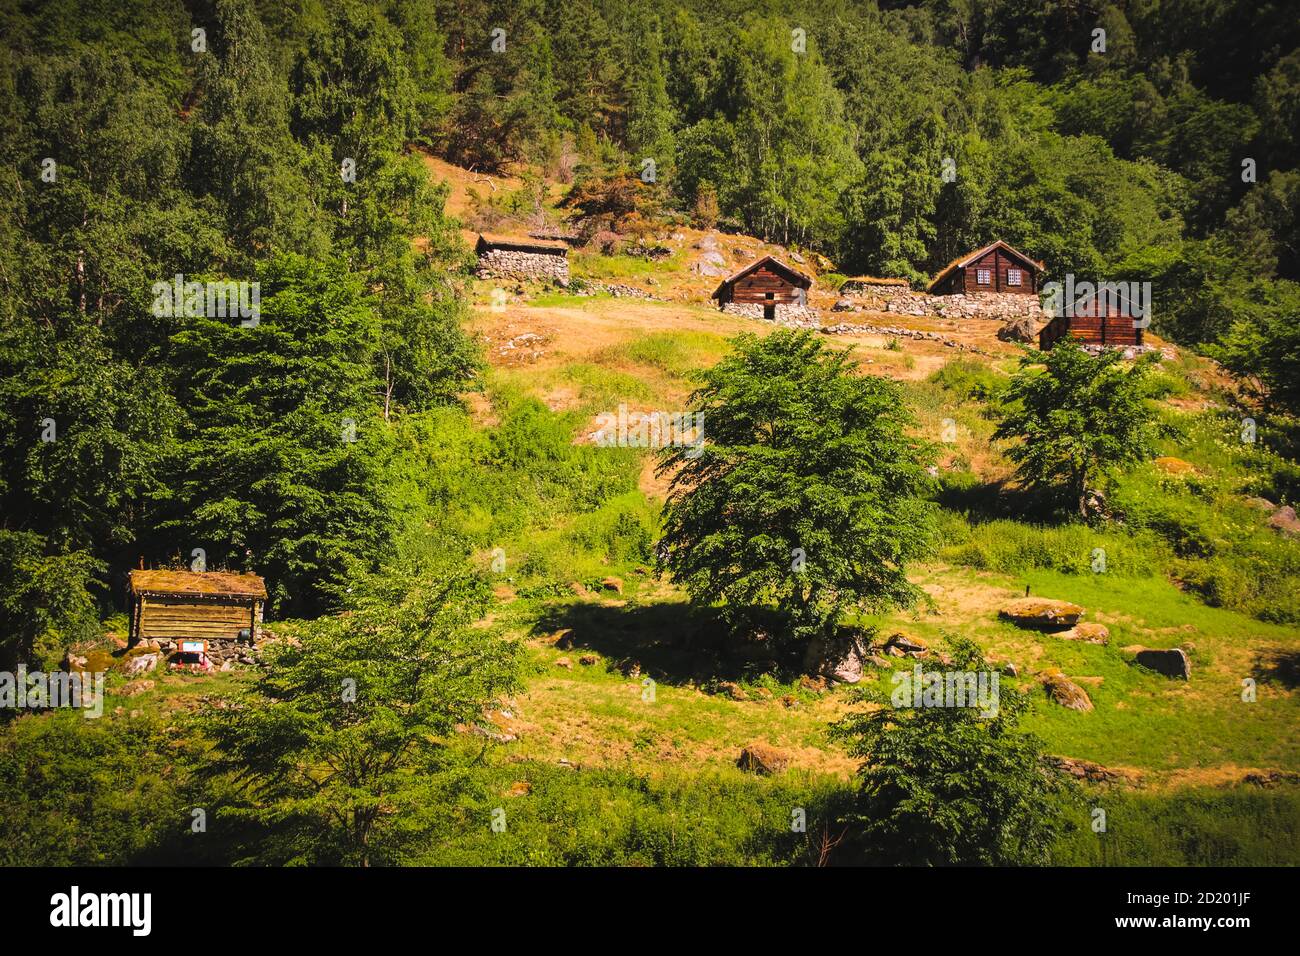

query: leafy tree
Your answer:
[0,322,178,556]
[832,635,1074,866]
[995,340,1160,517]
[709,18,857,248]
[624,17,676,181]
[188,0,323,261]
[1212,279,1300,413]
[840,114,946,282]
[657,330,934,647]
[0,531,101,670]
[164,254,396,617]
[202,557,520,865]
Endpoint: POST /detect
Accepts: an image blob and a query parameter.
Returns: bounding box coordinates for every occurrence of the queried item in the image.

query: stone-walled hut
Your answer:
[475,233,570,284]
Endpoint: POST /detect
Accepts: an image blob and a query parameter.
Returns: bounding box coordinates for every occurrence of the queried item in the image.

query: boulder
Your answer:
[884,632,927,654]
[802,626,874,684]
[124,653,159,676]
[1047,755,1141,785]
[600,576,624,594]
[1268,506,1300,536]
[717,681,748,701]
[555,656,572,669]
[1131,646,1191,680]
[999,598,1084,631]
[798,674,828,693]
[579,654,599,666]
[1057,622,1110,645]
[831,298,855,312]
[996,314,1038,343]
[737,743,791,775]
[1040,673,1094,712]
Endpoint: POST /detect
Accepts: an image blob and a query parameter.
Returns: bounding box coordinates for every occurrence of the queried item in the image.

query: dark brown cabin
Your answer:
[927,240,1043,296]
[1038,287,1145,351]
[712,255,813,320]
[128,570,266,649]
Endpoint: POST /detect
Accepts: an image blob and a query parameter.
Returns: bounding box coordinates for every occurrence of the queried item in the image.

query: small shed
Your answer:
[128,570,266,650]
[475,233,570,283]
[712,255,813,320]
[927,240,1043,296]
[1038,287,1145,351]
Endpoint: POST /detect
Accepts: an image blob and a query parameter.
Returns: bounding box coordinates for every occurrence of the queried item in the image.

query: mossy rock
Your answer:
[999,598,1084,631]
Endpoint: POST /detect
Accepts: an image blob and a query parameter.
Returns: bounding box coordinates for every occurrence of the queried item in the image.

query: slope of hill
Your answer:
[412,159,1300,793]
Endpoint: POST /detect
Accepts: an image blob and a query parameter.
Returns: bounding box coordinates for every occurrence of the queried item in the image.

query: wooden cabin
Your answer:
[712,255,813,320]
[128,570,266,651]
[927,240,1043,296]
[1038,287,1145,351]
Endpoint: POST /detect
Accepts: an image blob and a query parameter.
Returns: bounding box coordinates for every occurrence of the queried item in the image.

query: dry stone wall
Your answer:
[886,292,1048,321]
[721,301,822,328]
[476,249,570,284]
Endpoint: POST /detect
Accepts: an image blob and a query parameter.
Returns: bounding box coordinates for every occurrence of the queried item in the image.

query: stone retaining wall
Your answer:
[476,249,569,284]
[886,292,1048,321]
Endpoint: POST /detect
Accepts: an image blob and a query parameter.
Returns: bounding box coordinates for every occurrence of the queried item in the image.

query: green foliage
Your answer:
[0,531,102,668]
[163,255,396,617]
[833,636,1075,866]
[0,711,185,865]
[658,330,935,644]
[995,342,1161,516]
[1050,786,1300,866]
[201,557,521,865]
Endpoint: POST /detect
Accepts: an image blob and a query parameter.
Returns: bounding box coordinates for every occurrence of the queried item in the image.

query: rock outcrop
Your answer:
[737,743,791,775]
[999,598,1084,631]
[1040,672,1094,711]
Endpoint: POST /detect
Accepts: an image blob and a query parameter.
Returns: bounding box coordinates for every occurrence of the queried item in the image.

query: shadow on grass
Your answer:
[1252,647,1300,690]
[936,475,1065,524]
[530,600,803,687]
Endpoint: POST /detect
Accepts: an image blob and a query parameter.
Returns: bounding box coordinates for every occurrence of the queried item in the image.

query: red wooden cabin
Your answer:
[1038,287,1145,351]
[927,240,1043,295]
[712,255,812,319]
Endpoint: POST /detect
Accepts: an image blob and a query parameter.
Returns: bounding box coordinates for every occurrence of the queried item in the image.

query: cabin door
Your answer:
[763,303,775,321]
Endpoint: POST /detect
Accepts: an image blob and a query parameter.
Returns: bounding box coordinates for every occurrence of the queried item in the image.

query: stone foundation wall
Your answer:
[1080,342,1175,361]
[721,301,821,328]
[476,249,570,284]
[886,292,1048,321]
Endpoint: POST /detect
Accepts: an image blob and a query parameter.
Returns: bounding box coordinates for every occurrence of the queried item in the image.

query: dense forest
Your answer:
[2,0,1298,660]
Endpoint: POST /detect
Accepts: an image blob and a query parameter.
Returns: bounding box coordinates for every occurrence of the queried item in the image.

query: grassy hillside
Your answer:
[4,152,1299,867]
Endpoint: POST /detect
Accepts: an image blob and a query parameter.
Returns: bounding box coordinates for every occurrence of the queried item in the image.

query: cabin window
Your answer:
[1007,269,1022,286]
[976,269,991,285]
[765,292,774,300]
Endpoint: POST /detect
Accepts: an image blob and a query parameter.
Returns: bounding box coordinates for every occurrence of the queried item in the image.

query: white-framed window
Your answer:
[976,268,992,285]
[1007,268,1022,286]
